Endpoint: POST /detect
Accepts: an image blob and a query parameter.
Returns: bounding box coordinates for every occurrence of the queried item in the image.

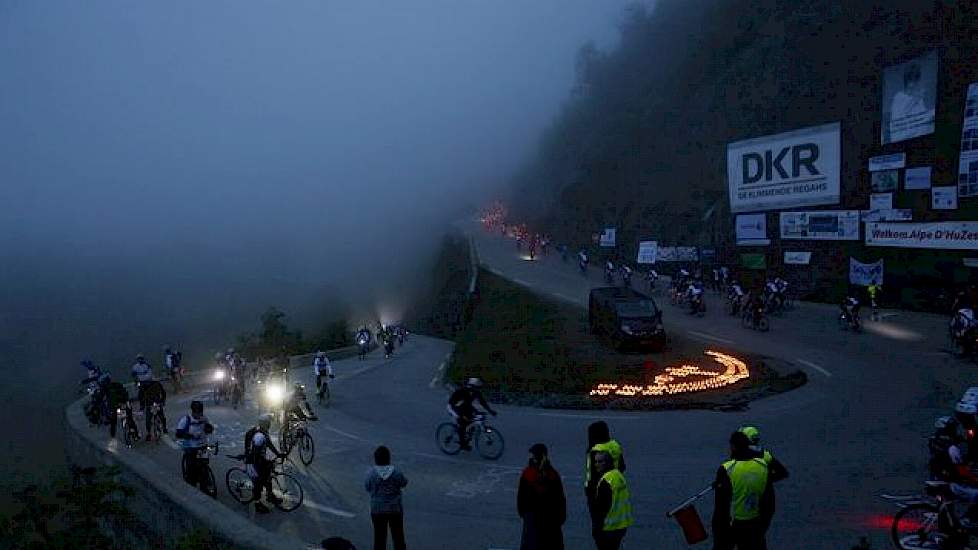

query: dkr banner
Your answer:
[727,122,841,213]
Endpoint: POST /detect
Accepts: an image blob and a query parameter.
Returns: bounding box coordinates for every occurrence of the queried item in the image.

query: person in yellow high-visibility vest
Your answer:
[590,451,633,550]
[585,421,626,497]
[712,431,770,550]
[738,425,789,538]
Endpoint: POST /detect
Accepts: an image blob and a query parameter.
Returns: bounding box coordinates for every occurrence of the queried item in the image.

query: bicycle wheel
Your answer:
[475,426,505,460]
[272,473,303,512]
[124,419,138,447]
[757,317,770,332]
[891,502,943,549]
[201,466,217,498]
[298,432,315,466]
[225,467,255,504]
[279,424,295,455]
[181,453,191,482]
[152,415,163,443]
[435,422,462,455]
[212,385,222,406]
[318,384,330,407]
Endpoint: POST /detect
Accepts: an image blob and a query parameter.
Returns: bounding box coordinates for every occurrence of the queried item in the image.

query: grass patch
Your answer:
[448,269,806,410]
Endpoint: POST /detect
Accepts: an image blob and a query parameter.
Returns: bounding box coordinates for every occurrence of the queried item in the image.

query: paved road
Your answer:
[117,222,969,549]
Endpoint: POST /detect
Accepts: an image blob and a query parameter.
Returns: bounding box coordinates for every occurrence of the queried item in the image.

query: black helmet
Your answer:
[190,400,204,415]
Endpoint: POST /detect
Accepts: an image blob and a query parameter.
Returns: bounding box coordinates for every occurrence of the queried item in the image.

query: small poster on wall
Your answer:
[868,153,906,171]
[871,170,899,192]
[905,166,932,190]
[870,193,893,210]
[958,83,978,197]
[932,186,958,210]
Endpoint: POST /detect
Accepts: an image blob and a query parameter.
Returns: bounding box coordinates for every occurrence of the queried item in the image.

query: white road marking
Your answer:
[161,435,179,450]
[552,292,579,303]
[319,424,368,442]
[687,330,735,344]
[537,412,641,420]
[486,267,505,277]
[512,278,533,287]
[877,312,900,319]
[303,499,356,518]
[796,358,833,378]
[429,361,447,388]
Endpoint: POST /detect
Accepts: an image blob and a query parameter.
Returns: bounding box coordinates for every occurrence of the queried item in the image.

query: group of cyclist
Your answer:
[81,351,181,443]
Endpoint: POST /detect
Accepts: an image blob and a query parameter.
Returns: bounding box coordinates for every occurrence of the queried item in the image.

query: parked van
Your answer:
[588,287,665,350]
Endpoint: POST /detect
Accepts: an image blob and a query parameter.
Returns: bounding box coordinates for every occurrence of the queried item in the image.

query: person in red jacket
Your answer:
[517,443,566,550]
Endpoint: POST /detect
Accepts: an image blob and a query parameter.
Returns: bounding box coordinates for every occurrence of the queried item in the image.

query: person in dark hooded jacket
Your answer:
[365,445,408,550]
[517,443,566,550]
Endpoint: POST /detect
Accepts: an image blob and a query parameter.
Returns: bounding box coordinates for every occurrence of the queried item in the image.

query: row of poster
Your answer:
[736,211,861,241]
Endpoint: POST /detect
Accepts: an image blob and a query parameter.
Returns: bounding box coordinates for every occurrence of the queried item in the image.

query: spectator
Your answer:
[585,421,626,504]
[518,443,566,550]
[713,431,770,550]
[365,445,408,550]
[590,451,633,550]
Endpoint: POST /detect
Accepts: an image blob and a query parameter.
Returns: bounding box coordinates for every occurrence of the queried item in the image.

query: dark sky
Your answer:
[0,1,644,487]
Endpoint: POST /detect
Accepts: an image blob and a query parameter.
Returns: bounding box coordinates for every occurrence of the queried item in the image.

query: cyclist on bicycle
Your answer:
[313,351,335,395]
[285,383,318,422]
[175,400,214,489]
[245,414,287,513]
[447,378,497,450]
[141,379,168,441]
[131,354,154,412]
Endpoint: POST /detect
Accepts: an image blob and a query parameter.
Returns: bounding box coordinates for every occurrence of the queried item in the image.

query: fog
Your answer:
[0,1,642,489]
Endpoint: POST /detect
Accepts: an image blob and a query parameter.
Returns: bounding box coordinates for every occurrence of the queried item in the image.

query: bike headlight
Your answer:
[264,383,285,404]
[620,324,633,335]
[213,370,225,381]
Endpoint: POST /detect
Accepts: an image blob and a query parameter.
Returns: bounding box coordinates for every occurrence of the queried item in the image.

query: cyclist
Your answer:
[841,294,861,326]
[164,347,184,392]
[313,351,335,398]
[175,400,214,490]
[356,327,372,360]
[728,280,746,315]
[245,414,286,513]
[141,379,168,441]
[447,378,497,450]
[284,383,318,422]
[130,355,154,411]
[930,414,978,524]
[80,360,112,425]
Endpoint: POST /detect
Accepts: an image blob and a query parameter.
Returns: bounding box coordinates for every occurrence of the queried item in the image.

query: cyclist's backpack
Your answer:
[105,382,129,408]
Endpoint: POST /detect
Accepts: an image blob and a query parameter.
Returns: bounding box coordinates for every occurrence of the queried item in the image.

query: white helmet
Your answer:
[316,351,326,358]
[956,401,977,415]
[465,377,484,389]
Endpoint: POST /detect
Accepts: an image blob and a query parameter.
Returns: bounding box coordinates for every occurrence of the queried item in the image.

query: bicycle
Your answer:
[181,442,219,498]
[118,400,140,448]
[226,455,303,511]
[882,480,976,549]
[279,415,315,466]
[316,375,333,407]
[147,401,166,443]
[740,305,770,332]
[436,413,505,460]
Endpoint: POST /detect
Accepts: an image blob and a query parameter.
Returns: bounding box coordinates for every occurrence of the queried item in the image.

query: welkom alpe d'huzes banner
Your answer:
[727,122,841,213]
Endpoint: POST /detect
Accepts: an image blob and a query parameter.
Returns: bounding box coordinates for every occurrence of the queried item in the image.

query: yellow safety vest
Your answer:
[722,458,769,521]
[585,440,624,487]
[598,469,634,531]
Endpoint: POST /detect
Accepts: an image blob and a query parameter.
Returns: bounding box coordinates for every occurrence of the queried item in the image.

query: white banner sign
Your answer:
[637,241,658,264]
[780,211,860,240]
[870,193,893,210]
[932,186,958,210]
[735,213,768,245]
[784,251,812,265]
[657,246,698,262]
[849,258,884,285]
[599,228,616,247]
[866,221,978,250]
[905,166,932,190]
[882,49,938,144]
[861,209,912,222]
[958,83,978,197]
[727,122,841,213]
[869,153,906,171]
